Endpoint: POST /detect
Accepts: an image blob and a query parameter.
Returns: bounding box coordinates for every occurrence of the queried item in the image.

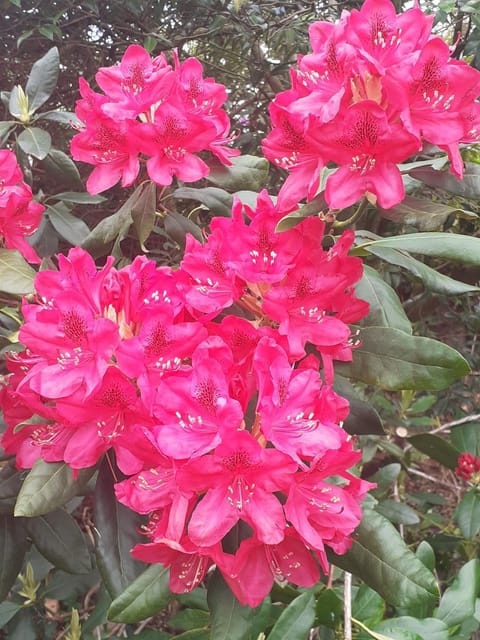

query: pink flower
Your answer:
[455,453,480,481]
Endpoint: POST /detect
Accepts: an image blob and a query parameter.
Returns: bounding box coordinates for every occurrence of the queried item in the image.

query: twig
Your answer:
[344,571,352,640]
[407,467,458,490]
[429,413,480,436]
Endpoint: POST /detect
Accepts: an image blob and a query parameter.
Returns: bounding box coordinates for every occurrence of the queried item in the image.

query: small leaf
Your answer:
[352,584,386,627]
[329,507,439,608]
[25,47,59,113]
[174,186,233,217]
[94,458,146,599]
[369,464,402,495]
[40,149,83,190]
[451,423,480,457]
[0,249,36,295]
[267,592,315,640]
[27,509,91,573]
[0,514,29,601]
[131,180,156,248]
[336,327,470,391]
[436,559,480,628]
[356,265,412,333]
[206,155,269,192]
[14,460,96,517]
[415,541,435,572]
[108,564,171,623]
[208,570,257,640]
[275,195,328,232]
[408,434,460,470]
[376,500,420,526]
[47,203,90,245]
[17,127,51,159]
[455,490,480,539]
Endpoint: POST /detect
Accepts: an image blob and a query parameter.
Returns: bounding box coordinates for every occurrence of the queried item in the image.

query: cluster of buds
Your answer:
[0,150,43,263]
[262,0,480,211]
[456,452,480,482]
[0,192,372,605]
[70,45,238,194]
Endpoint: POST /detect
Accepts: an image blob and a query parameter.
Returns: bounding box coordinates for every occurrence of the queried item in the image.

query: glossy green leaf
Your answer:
[0,514,29,601]
[26,509,91,573]
[416,541,436,572]
[14,460,96,517]
[174,186,233,217]
[0,467,27,514]
[17,127,51,159]
[47,203,90,245]
[25,46,59,112]
[40,149,83,190]
[352,585,386,627]
[164,210,204,247]
[315,589,343,628]
[108,564,171,623]
[94,458,145,599]
[206,155,269,192]
[451,423,480,457]
[266,592,315,640]
[408,434,460,470]
[208,570,256,640]
[410,163,480,200]
[455,490,480,539]
[436,559,480,628]
[131,180,156,248]
[376,500,420,526]
[356,266,412,333]
[378,196,476,231]
[0,249,36,295]
[329,507,439,608]
[374,617,448,640]
[36,110,82,126]
[51,191,105,204]
[336,327,470,391]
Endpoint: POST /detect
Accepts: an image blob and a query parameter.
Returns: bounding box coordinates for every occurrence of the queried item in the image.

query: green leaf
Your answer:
[455,490,480,539]
[94,457,145,599]
[352,585,386,627]
[5,607,37,640]
[267,592,316,640]
[369,464,402,496]
[0,467,27,514]
[416,541,436,572]
[376,500,420,526]
[164,211,204,248]
[0,514,29,601]
[334,375,384,436]
[206,155,269,192]
[25,47,59,113]
[336,327,470,391]
[329,507,439,608]
[131,180,156,248]
[315,589,343,628]
[378,196,475,231]
[354,231,479,295]
[410,163,480,200]
[0,249,36,295]
[0,121,16,139]
[17,127,51,159]
[51,191,105,204]
[208,570,256,640]
[356,231,480,266]
[169,608,210,631]
[174,186,233,217]
[436,559,480,628]
[40,149,83,190]
[108,564,171,623]
[14,460,96,517]
[8,86,23,119]
[46,203,90,245]
[451,423,480,457]
[36,109,82,127]
[0,601,21,627]
[26,509,91,573]
[356,266,412,333]
[408,434,460,470]
[275,195,328,232]
[374,617,449,640]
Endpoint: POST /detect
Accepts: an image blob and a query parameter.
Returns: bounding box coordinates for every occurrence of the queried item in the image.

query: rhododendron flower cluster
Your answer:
[0,192,373,605]
[262,0,480,211]
[70,45,238,194]
[0,149,43,263]
[456,452,480,482]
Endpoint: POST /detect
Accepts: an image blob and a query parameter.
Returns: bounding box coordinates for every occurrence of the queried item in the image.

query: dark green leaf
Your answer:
[334,375,384,436]
[369,464,402,495]
[17,127,51,159]
[164,211,204,248]
[408,434,460,470]
[455,490,480,539]
[5,607,37,640]
[108,564,171,623]
[352,585,385,627]
[374,617,448,640]
[0,121,16,139]
[174,186,233,217]
[208,570,256,640]
[0,514,29,601]
[0,467,27,514]
[51,191,105,204]
[336,327,470,391]
[408,395,437,414]
[27,509,91,573]
[275,195,328,232]
[46,203,90,245]
[0,249,36,295]
[40,149,83,190]
[267,592,315,640]
[356,265,412,333]
[169,608,210,631]
[410,163,480,200]
[0,601,21,627]
[315,589,343,628]
[376,500,420,526]
[94,458,145,599]
[131,180,156,248]
[173,631,209,640]
[329,507,439,608]
[206,155,269,192]
[378,196,475,231]
[436,559,480,628]
[177,587,209,611]
[14,460,96,517]
[25,47,59,113]
[451,423,480,457]
[416,541,435,572]
[36,110,82,127]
